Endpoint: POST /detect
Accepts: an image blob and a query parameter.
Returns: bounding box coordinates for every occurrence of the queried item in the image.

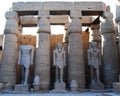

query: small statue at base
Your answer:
[18,45,34,84]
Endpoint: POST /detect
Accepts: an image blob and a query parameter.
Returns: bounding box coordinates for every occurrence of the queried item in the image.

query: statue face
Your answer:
[56,43,63,52]
[90,42,97,50]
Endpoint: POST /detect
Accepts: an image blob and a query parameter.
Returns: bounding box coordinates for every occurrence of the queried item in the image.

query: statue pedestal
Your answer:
[33,83,40,92]
[90,82,104,90]
[50,82,67,93]
[14,84,30,92]
[54,82,66,90]
[113,82,120,93]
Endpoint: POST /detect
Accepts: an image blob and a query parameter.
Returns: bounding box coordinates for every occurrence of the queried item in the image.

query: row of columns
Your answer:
[0,9,119,90]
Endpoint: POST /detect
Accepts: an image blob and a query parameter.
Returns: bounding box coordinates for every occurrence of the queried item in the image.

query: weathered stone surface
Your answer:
[70,11,82,18]
[113,82,120,93]
[101,13,119,88]
[54,82,66,90]
[14,84,30,92]
[20,15,93,27]
[38,10,50,18]
[13,2,106,14]
[116,5,120,22]
[0,34,18,88]
[70,80,78,92]
[35,17,50,90]
[37,18,51,34]
[4,12,19,36]
[68,18,85,89]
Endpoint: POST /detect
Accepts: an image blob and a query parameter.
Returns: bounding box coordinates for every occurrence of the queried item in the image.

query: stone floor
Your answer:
[0,93,120,96]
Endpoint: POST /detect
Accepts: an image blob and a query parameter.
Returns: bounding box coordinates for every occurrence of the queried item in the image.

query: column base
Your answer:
[90,82,104,90]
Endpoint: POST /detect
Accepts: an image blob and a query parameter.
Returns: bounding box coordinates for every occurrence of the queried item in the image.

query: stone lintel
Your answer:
[13,2,106,16]
[20,16,92,27]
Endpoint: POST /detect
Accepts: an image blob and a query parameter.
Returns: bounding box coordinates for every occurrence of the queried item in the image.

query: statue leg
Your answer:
[60,68,63,83]
[21,65,25,84]
[90,66,94,83]
[24,67,29,84]
[96,67,101,83]
[56,67,59,82]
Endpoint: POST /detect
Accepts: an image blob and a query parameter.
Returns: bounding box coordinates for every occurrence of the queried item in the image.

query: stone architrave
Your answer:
[53,43,66,90]
[68,12,85,89]
[101,9,119,88]
[35,11,51,90]
[18,45,34,84]
[0,11,19,89]
[88,41,104,89]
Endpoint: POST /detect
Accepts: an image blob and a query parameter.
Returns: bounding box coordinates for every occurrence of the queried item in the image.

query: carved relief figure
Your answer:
[53,43,66,83]
[18,45,34,84]
[88,41,102,83]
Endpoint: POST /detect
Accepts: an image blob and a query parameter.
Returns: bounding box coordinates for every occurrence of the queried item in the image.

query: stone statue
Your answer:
[18,45,34,84]
[33,75,41,91]
[88,41,102,83]
[53,43,66,83]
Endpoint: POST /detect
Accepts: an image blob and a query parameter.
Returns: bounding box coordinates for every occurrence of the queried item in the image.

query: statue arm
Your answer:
[88,50,91,65]
[30,46,34,65]
[18,47,21,64]
[63,51,66,66]
[98,50,102,65]
[53,50,56,66]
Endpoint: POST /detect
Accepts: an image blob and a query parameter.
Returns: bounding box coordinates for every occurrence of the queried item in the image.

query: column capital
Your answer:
[5,11,19,22]
[90,24,100,30]
[4,11,20,36]
[68,17,82,35]
[102,12,113,19]
[37,17,51,34]
[100,18,115,34]
[70,10,82,19]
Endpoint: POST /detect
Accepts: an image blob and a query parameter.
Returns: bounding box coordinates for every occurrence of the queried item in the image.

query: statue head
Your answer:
[56,43,63,52]
[90,41,97,50]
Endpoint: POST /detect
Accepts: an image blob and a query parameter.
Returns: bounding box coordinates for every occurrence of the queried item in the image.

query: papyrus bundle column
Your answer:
[101,9,119,88]
[35,11,51,90]
[0,11,20,88]
[68,11,85,89]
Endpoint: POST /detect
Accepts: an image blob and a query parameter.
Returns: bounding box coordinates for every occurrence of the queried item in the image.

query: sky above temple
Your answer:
[0,0,118,35]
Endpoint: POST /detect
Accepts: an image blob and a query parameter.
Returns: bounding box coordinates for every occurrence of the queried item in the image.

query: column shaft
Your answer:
[0,11,19,88]
[101,12,119,88]
[35,16,50,90]
[68,17,85,89]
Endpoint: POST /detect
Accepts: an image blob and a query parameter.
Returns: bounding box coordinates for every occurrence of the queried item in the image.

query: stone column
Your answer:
[35,11,51,90]
[116,0,120,63]
[101,10,119,88]
[68,11,85,89]
[0,11,19,88]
